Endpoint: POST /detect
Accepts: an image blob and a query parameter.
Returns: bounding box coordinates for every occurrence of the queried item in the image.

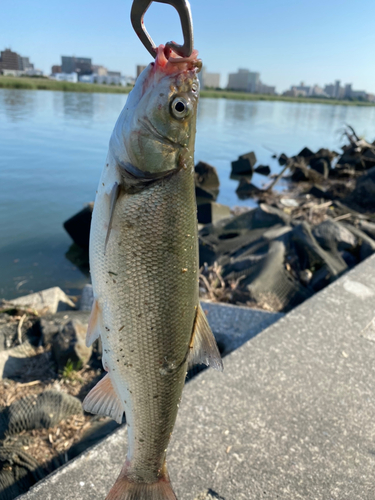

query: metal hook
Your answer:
[131,0,194,58]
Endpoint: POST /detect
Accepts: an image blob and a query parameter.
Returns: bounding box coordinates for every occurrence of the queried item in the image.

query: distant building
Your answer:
[284,82,326,97]
[50,72,78,83]
[52,65,62,74]
[0,48,38,76]
[198,67,220,89]
[79,73,127,86]
[257,82,276,95]
[227,69,259,92]
[61,56,92,76]
[136,65,147,79]
[310,85,325,96]
[92,65,107,76]
[350,89,367,100]
[0,48,20,71]
[227,68,275,94]
[19,57,34,71]
[283,88,307,97]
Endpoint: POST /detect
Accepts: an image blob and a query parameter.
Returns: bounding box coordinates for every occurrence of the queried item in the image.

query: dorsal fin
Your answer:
[187,304,223,372]
[83,373,124,424]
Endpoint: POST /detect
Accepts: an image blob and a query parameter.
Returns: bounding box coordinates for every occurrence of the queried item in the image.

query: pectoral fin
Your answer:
[83,373,124,424]
[187,304,223,372]
[86,298,101,347]
[105,182,120,251]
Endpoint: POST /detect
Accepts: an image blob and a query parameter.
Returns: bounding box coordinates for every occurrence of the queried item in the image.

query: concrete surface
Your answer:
[18,255,375,499]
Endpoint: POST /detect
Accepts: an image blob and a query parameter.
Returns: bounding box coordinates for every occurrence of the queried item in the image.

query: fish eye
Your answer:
[170,97,190,119]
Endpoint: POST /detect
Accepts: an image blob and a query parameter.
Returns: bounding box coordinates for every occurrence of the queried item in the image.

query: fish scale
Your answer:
[89,165,198,482]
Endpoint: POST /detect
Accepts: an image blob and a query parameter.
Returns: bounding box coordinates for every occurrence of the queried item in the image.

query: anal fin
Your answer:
[187,304,224,372]
[83,373,124,424]
[86,298,101,347]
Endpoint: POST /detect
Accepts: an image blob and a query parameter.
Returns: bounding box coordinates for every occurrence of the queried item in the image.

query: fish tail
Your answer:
[106,463,177,500]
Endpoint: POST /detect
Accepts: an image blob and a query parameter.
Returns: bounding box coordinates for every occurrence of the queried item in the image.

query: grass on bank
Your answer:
[1,76,374,106]
[0,75,132,94]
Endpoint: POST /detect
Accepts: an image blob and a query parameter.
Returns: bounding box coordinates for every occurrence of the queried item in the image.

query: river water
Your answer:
[1,89,375,299]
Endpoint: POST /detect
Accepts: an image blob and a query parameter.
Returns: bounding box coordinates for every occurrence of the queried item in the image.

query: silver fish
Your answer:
[83,45,223,500]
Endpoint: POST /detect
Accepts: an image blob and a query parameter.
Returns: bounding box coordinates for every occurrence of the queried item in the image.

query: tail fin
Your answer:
[106,464,177,500]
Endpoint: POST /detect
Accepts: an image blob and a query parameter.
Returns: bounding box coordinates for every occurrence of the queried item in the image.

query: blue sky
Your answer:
[2,0,375,93]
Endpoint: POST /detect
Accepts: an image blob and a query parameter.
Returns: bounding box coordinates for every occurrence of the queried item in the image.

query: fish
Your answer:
[83,44,223,500]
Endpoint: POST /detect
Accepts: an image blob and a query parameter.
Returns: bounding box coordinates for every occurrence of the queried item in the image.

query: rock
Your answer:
[358,220,375,240]
[52,319,92,370]
[36,310,90,345]
[63,203,93,249]
[236,179,262,199]
[231,158,254,176]
[195,186,217,205]
[362,148,375,169]
[315,148,338,163]
[291,162,323,183]
[254,164,271,176]
[65,243,90,277]
[239,151,257,166]
[342,223,375,261]
[310,158,329,178]
[194,161,220,190]
[80,284,94,312]
[346,167,375,210]
[308,185,333,200]
[312,220,357,253]
[198,238,217,267]
[337,149,364,169]
[278,153,288,166]
[297,147,315,158]
[0,342,39,380]
[0,315,39,352]
[8,287,75,315]
[330,163,356,178]
[299,269,313,286]
[197,202,231,225]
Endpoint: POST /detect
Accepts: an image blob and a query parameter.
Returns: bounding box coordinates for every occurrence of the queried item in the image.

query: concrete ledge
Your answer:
[19,255,375,499]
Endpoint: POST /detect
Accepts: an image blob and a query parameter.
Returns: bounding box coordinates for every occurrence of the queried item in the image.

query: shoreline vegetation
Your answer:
[1,75,374,106]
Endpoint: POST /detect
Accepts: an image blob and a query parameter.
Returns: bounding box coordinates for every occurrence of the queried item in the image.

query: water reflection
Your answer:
[224,100,259,122]
[0,89,35,122]
[62,92,95,120]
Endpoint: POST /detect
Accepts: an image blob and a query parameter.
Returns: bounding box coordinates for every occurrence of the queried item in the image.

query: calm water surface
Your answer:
[1,89,375,299]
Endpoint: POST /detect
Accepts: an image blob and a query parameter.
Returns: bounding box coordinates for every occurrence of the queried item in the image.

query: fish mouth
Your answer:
[139,117,182,148]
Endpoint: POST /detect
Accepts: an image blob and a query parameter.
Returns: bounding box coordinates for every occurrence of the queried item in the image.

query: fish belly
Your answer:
[89,166,198,482]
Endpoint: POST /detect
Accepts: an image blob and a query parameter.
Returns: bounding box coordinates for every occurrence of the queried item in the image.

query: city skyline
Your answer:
[1,0,375,94]
[1,45,374,99]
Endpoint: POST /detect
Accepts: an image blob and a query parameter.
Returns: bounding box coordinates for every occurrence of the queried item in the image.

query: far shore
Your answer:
[1,75,375,106]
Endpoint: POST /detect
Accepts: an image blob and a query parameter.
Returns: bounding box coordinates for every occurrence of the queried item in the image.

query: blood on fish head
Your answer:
[111,45,201,176]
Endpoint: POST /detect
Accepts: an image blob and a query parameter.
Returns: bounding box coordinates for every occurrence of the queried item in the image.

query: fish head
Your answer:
[112,46,201,177]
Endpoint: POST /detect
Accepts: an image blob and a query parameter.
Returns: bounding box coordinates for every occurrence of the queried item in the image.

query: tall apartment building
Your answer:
[61,56,92,75]
[227,68,275,95]
[227,69,260,92]
[0,48,20,71]
[198,66,221,89]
